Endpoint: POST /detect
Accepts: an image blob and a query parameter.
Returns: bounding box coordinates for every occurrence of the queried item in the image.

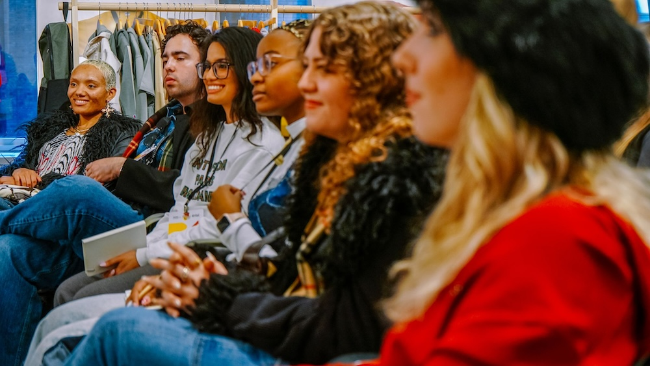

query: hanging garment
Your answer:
[126,27,148,121]
[151,31,166,110]
[115,26,137,119]
[138,32,155,117]
[37,22,73,113]
[82,24,122,113]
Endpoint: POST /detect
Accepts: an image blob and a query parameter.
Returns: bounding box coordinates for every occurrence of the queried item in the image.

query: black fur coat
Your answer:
[189,136,449,364]
[0,108,140,185]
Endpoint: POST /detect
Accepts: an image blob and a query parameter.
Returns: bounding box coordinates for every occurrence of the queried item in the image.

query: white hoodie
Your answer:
[136,118,285,265]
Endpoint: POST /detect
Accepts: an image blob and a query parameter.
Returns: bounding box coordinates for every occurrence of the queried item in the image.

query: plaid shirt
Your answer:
[126,100,184,171]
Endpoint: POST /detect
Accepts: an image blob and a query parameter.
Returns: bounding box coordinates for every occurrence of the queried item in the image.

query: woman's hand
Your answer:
[0,176,16,185]
[208,184,244,220]
[101,250,140,278]
[146,242,227,317]
[126,277,158,307]
[11,168,41,188]
[85,157,126,183]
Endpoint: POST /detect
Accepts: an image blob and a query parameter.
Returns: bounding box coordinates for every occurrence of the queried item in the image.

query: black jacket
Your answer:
[112,113,194,213]
[190,137,449,364]
[0,108,140,182]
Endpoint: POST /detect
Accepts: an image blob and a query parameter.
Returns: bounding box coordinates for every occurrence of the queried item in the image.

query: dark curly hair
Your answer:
[161,20,211,60]
[190,27,264,162]
[160,21,211,109]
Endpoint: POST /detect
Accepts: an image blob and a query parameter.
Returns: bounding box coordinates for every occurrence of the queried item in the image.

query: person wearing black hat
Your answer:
[376,0,650,365]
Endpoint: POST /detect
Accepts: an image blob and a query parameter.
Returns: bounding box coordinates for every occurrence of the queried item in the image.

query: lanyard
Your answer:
[240,131,303,195]
[183,122,239,216]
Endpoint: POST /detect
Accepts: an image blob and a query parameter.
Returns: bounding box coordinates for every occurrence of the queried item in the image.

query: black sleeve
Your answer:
[225,233,404,364]
[112,158,180,212]
[109,131,136,157]
[190,221,407,364]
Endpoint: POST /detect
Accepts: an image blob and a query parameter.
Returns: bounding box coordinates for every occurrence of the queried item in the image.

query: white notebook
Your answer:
[82,220,147,276]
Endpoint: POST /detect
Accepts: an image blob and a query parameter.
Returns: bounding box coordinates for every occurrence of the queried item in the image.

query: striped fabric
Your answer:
[122,100,182,159]
[285,215,327,298]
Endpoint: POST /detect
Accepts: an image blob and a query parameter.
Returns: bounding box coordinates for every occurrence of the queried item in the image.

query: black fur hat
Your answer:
[419,0,650,152]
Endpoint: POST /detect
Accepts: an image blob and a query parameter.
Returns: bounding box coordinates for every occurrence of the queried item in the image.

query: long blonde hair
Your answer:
[384,73,650,322]
[615,107,650,157]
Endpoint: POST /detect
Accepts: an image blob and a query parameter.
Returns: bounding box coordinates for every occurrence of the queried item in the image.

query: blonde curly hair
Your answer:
[301,1,417,228]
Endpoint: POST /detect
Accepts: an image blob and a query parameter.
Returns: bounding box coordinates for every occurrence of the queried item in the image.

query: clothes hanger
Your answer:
[123,8,131,32]
[135,5,154,28]
[154,17,164,36]
[240,20,256,28]
[237,5,243,27]
[168,3,178,25]
[133,19,143,36]
[115,3,122,30]
[201,4,209,29]
[97,3,102,28]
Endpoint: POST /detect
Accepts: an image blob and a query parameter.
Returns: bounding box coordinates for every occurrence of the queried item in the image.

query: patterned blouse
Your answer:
[36,131,86,176]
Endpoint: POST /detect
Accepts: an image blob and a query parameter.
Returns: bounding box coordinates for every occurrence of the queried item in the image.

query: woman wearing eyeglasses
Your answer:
[136,26,285,274]
[199,19,311,272]
[124,20,312,313]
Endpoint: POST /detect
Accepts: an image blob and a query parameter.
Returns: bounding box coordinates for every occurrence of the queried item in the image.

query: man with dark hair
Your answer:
[85,21,209,217]
[0,22,210,365]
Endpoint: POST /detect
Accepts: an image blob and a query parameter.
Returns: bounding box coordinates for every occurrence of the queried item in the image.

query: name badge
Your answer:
[168,208,204,235]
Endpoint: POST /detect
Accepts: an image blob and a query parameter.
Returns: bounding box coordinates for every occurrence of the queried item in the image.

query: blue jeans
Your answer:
[0,175,143,365]
[64,308,283,366]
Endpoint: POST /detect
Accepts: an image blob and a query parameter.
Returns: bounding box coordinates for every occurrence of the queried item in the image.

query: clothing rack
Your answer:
[58,0,418,67]
[58,0,319,67]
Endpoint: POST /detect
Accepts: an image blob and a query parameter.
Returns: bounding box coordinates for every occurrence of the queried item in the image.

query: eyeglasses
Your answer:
[196,61,232,80]
[247,54,298,81]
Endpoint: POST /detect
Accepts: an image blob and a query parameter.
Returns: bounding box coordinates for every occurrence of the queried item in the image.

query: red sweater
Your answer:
[366,193,650,365]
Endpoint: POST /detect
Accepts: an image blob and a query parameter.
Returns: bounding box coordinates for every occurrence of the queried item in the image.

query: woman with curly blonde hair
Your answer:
[62,2,449,365]
[365,0,650,364]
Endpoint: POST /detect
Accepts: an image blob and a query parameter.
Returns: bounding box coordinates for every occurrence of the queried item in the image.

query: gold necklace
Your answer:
[71,125,92,135]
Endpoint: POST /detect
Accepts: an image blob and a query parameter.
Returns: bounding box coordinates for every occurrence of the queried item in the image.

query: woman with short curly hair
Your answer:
[62,2,449,365]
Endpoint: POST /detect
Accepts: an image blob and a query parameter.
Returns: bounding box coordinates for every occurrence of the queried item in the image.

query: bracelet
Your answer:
[118,159,126,177]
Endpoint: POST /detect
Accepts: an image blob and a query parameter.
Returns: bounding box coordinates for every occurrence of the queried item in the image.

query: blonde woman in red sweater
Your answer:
[374,0,650,364]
